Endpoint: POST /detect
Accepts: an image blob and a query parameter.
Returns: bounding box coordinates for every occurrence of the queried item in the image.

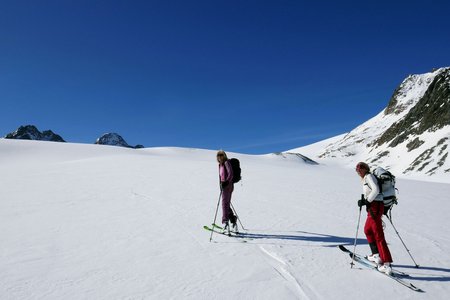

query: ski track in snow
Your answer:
[258,245,320,299]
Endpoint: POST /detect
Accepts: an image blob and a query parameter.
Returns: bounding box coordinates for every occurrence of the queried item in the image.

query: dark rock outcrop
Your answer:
[313,67,450,178]
[95,133,143,149]
[375,68,450,148]
[4,125,66,142]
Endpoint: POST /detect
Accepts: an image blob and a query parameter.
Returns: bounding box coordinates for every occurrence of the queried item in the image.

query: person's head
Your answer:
[216,150,228,164]
[356,162,370,178]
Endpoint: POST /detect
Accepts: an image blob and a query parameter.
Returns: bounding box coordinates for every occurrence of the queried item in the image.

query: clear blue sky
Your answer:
[1,0,449,154]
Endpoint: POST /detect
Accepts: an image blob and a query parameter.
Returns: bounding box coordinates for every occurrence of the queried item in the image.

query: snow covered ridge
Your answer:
[290,67,450,183]
[270,152,319,165]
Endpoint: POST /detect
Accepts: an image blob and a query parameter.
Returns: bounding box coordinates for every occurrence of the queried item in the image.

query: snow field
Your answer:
[1,139,449,299]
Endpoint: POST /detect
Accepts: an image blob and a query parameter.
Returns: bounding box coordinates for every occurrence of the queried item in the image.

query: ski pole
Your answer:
[209,190,222,242]
[351,197,363,268]
[387,215,419,268]
[231,202,247,231]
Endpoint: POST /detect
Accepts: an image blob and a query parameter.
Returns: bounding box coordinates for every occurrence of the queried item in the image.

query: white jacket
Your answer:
[363,173,383,202]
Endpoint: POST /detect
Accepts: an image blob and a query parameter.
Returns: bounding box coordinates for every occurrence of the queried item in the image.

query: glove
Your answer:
[358,198,370,208]
[220,181,229,189]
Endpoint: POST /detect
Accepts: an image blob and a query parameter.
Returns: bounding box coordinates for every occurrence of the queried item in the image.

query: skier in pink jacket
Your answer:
[217,150,237,233]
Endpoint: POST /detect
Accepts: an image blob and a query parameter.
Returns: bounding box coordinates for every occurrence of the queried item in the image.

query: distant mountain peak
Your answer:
[95,133,144,149]
[4,125,66,142]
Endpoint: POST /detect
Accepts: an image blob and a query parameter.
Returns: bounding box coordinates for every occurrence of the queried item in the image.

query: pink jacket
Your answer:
[219,160,234,184]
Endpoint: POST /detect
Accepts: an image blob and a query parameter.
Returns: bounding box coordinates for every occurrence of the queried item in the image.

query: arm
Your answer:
[365,174,380,202]
[224,160,234,184]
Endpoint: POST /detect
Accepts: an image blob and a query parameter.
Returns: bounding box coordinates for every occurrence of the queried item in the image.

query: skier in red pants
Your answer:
[356,162,393,274]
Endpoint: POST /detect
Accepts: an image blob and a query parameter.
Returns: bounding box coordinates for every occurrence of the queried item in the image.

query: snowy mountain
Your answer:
[4,125,66,142]
[271,152,319,165]
[291,67,450,183]
[1,138,449,299]
[95,133,143,149]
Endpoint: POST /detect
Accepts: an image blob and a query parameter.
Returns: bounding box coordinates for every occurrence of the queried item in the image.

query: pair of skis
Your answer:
[203,223,232,234]
[338,245,423,292]
[203,224,250,242]
[203,223,239,235]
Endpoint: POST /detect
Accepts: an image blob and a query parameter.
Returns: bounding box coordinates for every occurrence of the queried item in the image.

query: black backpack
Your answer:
[229,158,241,183]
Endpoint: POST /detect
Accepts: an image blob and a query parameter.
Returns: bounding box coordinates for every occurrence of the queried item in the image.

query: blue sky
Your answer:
[1,0,449,154]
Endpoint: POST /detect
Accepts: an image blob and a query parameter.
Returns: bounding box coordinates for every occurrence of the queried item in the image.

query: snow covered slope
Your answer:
[290,67,450,183]
[1,139,450,299]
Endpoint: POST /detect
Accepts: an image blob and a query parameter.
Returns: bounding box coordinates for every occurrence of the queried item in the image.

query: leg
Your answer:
[364,212,376,248]
[371,203,393,263]
[221,187,234,224]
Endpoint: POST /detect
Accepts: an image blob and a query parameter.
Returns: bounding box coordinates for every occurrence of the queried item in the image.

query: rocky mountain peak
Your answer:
[300,67,450,181]
[375,67,450,148]
[384,67,448,116]
[4,125,66,142]
[95,133,143,149]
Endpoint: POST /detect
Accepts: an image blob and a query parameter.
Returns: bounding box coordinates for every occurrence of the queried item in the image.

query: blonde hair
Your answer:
[216,150,228,163]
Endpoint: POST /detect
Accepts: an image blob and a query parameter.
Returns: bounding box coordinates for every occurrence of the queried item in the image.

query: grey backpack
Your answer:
[372,167,398,213]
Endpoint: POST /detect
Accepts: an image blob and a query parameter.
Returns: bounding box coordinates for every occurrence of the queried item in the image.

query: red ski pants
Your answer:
[364,201,393,263]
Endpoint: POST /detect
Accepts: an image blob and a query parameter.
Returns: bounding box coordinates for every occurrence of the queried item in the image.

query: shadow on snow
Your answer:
[237,229,367,247]
[393,264,450,282]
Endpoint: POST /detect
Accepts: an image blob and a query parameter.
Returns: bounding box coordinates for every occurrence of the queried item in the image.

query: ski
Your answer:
[203,225,248,241]
[212,223,223,230]
[338,245,423,292]
[203,225,236,236]
[211,223,242,234]
[339,245,409,277]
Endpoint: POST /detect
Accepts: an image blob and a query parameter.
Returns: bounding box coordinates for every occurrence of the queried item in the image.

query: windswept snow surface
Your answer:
[1,139,450,299]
